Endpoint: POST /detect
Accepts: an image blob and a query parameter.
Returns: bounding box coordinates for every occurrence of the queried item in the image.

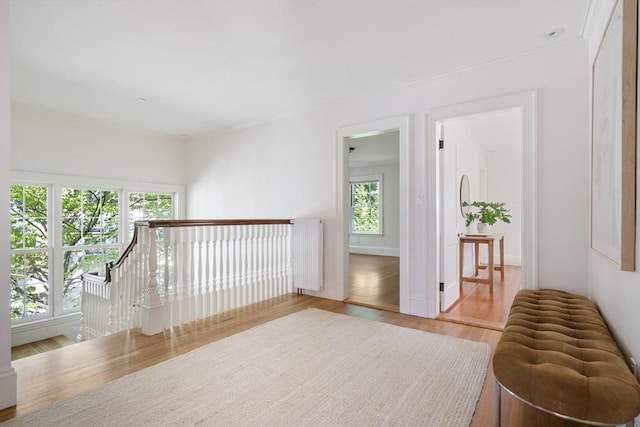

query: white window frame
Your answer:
[349,174,383,236]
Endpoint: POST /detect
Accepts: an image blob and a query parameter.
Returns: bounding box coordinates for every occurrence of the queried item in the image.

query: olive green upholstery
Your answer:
[493,289,640,425]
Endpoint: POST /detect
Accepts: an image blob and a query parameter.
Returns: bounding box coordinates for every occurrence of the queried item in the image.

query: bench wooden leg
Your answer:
[496,380,501,427]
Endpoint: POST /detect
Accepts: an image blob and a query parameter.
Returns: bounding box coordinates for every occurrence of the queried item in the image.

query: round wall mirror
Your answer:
[460,174,470,217]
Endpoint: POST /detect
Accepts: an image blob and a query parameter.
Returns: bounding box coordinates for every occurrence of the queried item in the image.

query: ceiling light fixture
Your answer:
[544,28,565,39]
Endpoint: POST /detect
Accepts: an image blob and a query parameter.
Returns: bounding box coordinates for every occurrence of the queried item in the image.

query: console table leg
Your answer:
[488,240,494,293]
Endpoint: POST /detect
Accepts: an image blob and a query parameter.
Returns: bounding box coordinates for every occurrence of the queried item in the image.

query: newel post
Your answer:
[142,227,164,335]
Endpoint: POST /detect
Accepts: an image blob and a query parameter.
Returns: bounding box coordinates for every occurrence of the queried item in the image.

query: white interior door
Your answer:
[440,123,460,311]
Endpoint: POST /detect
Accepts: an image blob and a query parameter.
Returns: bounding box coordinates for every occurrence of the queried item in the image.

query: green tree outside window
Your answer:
[351,179,381,234]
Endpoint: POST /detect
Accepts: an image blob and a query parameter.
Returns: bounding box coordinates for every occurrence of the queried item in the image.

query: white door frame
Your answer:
[336,115,410,311]
[426,91,538,317]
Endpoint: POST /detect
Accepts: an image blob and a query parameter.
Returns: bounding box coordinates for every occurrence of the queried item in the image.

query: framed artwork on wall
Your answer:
[591,0,637,272]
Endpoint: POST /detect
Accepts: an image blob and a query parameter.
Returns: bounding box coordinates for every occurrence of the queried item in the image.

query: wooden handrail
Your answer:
[144,219,292,228]
[105,219,293,282]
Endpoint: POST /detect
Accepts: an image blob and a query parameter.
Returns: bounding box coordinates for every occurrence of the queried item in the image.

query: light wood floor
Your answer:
[346,253,399,312]
[438,265,521,331]
[1,294,593,426]
[11,335,76,361]
[346,253,520,331]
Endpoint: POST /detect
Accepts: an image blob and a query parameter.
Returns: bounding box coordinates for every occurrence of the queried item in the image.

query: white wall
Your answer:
[487,151,522,265]
[588,3,640,386]
[349,162,400,256]
[1,0,18,410]
[186,38,590,311]
[11,102,186,185]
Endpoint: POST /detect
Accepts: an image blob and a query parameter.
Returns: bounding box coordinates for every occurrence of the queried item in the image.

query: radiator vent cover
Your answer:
[291,218,323,291]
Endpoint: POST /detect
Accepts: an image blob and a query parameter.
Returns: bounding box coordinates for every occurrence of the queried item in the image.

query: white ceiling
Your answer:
[348,130,399,168]
[10,0,593,137]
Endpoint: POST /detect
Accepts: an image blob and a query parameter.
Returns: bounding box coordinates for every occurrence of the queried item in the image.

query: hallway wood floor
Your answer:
[346,253,399,312]
[438,265,521,331]
[1,294,593,426]
[11,335,76,361]
[345,253,520,331]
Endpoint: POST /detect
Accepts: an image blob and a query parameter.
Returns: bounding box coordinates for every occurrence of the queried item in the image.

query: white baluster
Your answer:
[239,225,247,307]
[141,227,164,335]
[255,224,262,301]
[169,227,179,327]
[162,228,171,329]
[203,226,212,318]
[183,227,191,323]
[229,225,240,308]
[214,226,222,315]
[286,224,294,294]
[109,276,118,335]
[247,224,256,305]
[183,227,190,325]
[274,225,282,296]
[199,226,206,319]
[172,227,180,325]
[266,224,274,299]
[221,226,228,311]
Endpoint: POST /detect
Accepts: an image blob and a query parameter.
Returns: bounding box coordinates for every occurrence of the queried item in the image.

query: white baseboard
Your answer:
[11,312,81,346]
[0,367,17,409]
[440,280,460,311]
[300,281,343,301]
[349,246,400,257]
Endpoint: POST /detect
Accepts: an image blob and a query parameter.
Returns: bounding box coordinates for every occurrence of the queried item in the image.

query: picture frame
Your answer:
[591,0,637,272]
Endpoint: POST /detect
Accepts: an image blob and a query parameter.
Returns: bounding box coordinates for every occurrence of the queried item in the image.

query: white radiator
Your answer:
[291,218,323,291]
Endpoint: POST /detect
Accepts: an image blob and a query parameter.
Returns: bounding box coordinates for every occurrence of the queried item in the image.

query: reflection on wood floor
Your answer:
[346,253,399,312]
[346,253,520,331]
[437,265,521,331]
[11,335,76,361]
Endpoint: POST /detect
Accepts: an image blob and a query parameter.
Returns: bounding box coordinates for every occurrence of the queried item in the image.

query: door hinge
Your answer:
[439,282,444,291]
[439,139,444,150]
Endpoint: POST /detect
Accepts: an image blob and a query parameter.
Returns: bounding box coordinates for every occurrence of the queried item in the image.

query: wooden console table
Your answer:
[458,233,504,293]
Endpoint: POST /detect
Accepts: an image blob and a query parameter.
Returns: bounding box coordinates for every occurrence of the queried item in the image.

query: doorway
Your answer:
[345,130,400,312]
[428,91,537,327]
[336,116,410,314]
[437,108,523,329]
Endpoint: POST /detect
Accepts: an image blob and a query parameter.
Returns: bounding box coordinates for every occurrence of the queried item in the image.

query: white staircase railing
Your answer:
[79,219,321,339]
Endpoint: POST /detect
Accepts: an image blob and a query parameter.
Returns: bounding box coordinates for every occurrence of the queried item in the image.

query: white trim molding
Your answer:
[349,246,400,257]
[0,0,17,410]
[11,312,81,347]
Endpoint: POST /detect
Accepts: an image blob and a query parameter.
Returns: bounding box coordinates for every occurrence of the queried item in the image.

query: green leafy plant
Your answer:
[463,201,512,227]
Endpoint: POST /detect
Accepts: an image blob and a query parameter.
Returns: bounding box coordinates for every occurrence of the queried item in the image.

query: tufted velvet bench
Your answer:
[493,289,640,426]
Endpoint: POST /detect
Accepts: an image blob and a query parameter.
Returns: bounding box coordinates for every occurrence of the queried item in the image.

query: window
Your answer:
[128,192,173,239]
[61,188,121,311]
[9,179,177,324]
[10,185,51,319]
[350,175,382,234]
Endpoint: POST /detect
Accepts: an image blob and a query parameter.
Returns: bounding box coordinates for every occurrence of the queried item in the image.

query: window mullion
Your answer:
[52,183,64,317]
[122,190,129,248]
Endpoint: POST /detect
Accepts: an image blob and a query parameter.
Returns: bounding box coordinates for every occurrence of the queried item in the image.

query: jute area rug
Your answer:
[4,309,491,426]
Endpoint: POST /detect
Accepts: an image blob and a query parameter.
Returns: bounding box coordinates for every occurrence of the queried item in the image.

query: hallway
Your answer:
[346,253,519,330]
